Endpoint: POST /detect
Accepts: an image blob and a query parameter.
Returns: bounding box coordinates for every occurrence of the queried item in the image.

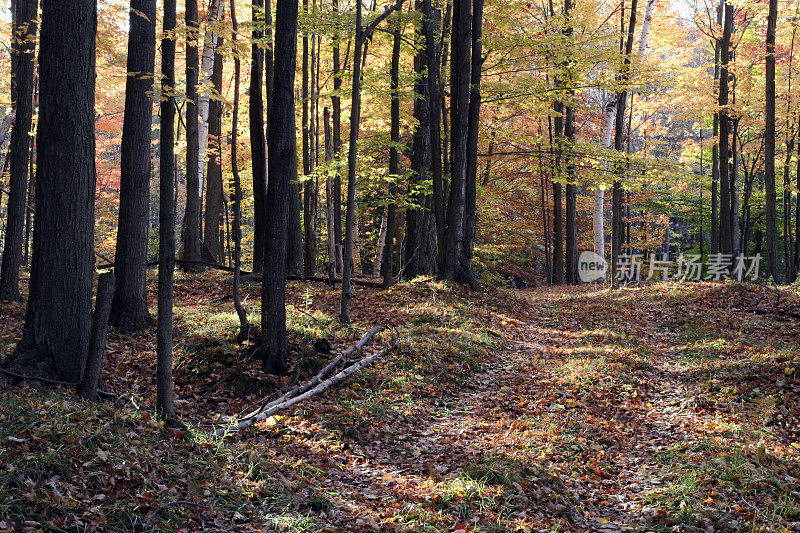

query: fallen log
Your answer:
[215,347,390,435]
[230,326,383,423]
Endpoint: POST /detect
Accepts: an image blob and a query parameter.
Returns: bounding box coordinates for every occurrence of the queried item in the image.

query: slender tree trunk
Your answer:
[611,0,637,287]
[156,0,178,421]
[718,0,733,255]
[463,0,484,287]
[0,0,37,301]
[332,0,343,275]
[562,0,577,284]
[302,0,316,276]
[261,0,298,372]
[180,0,203,268]
[425,0,444,270]
[406,0,431,279]
[552,101,564,285]
[765,0,780,282]
[3,0,96,383]
[229,0,249,340]
[383,22,401,289]
[197,0,224,196]
[108,0,156,332]
[250,0,267,273]
[203,40,224,263]
[324,107,337,283]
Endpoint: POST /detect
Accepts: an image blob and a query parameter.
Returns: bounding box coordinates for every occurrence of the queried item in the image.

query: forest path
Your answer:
[269,282,798,531]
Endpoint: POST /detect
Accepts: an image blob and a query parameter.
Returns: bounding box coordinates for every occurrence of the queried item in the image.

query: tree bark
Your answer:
[203,40,224,263]
[261,0,299,372]
[440,0,474,285]
[157,0,178,421]
[718,0,733,255]
[79,272,115,400]
[109,0,156,332]
[464,0,484,287]
[180,0,203,269]
[250,0,267,273]
[3,0,96,383]
[229,0,249,340]
[0,0,36,302]
[197,0,225,196]
[383,22,401,289]
[765,0,780,282]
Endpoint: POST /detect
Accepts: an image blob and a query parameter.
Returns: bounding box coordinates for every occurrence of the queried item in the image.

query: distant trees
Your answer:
[0,0,37,302]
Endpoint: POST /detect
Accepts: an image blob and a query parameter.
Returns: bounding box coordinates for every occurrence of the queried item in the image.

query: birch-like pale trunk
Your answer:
[591,0,656,272]
[197,0,225,199]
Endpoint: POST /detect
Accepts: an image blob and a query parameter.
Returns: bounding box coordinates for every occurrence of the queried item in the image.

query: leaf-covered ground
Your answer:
[1,275,799,531]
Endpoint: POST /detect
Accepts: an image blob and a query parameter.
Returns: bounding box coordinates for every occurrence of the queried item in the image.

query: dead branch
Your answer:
[230,326,384,426]
[215,346,391,435]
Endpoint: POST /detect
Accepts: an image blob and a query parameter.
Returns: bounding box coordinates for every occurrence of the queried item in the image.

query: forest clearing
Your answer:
[1,276,799,531]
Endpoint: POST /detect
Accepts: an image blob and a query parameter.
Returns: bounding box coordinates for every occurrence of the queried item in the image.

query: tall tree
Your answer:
[340,0,406,323]
[765,0,779,282]
[302,0,316,275]
[383,20,402,289]
[464,0,484,284]
[610,0,637,287]
[250,0,267,273]
[2,0,96,382]
[0,0,37,301]
[197,0,225,195]
[718,0,733,255]
[108,0,157,332]
[261,0,299,372]
[203,40,225,263]
[157,0,178,422]
[180,0,203,268]
[229,0,249,340]
[440,0,476,286]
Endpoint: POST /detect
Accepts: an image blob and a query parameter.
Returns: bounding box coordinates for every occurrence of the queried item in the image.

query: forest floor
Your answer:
[0,274,799,532]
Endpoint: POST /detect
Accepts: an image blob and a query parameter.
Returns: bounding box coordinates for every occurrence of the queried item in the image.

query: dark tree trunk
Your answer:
[332,0,343,273]
[464,0,484,285]
[552,101,564,285]
[229,0,249,340]
[383,23,401,289]
[79,271,114,400]
[425,0,444,270]
[250,0,267,273]
[157,0,178,420]
[340,0,366,324]
[565,104,578,284]
[0,0,37,302]
[203,42,224,263]
[765,0,780,282]
[718,0,733,255]
[406,0,431,279]
[440,0,475,285]
[710,0,722,255]
[610,0,637,287]
[261,0,298,372]
[3,0,96,383]
[302,0,316,275]
[180,0,203,269]
[108,0,156,332]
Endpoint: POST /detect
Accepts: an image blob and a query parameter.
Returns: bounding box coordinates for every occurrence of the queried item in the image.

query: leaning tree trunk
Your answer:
[203,41,225,263]
[0,0,37,302]
[180,0,203,269]
[261,0,299,373]
[3,0,96,383]
[765,0,780,282]
[109,0,156,332]
[157,0,178,422]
